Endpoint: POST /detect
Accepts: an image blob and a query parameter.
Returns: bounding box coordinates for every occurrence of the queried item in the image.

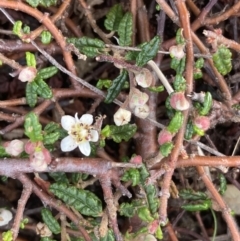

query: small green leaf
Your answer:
[26,81,38,107]
[2,230,13,241]
[195,58,204,69]
[156,226,163,240]
[213,46,232,76]
[26,0,40,7]
[119,202,135,217]
[199,92,212,116]
[136,36,160,67]
[102,124,137,143]
[105,70,128,103]
[148,85,164,93]
[118,12,133,46]
[171,56,186,75]
[96,79,112,89]
[179,189,208,200]
[23,25,30,34]
[181,200,211,211]
[50,183,102,217]
[104,4,124,31]
[39,0,57,7]
[41,208,61,234]
[13,20,23,37]
[35,78,53,99]
[173,74,186,92]
[100,230,115,241]
[137,207,154,222]
[193,125,205,136]
[67,37,105,58]
[121,168,140,186]
[160,142,174,157]
[219,174,227,195]
[24,112,43,142]
[176,28,185,45]
[184,121,194,140]
[26,52,36,67]
[167,111,184,134]
[144,184,159,214]
[43,132,60,145]
[41,30,52,44]
[49,172,69,185]
[37,66,58,79]
[0,146,10,158]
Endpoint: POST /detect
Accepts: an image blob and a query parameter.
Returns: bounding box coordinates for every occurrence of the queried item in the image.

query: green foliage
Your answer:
[118,12,133,46]
[26,52,36,67]
[181,200,212,211]
[213,46,232,75]
[41,208,61,234]
[104,4,124,31]
[24,112,43,142]
[176,29,185,45]
[12,20,22,37]
[173,74,186,91]
[96,79,112,89]
[219,174,227,195]
[194,58,204,79]
[70,173,89,184]
[167,111,184,134]
[136,36,160,67]
[49,172,69,185]
[40,238,57,241]
[50,183,102,217]
[193,124,205,136]
[195,58,204,69]
[26,0,57,7]
[0,146,10,158]
[2,230,13,241]
[67,37,105,58]
[179,189,208,200]
[20,218,28,229]
[43,122,66,145]
[101,230,115,241]
[184,121,194,140]
[121,168,140,186]
[37,66,58,79]
[35,78,53,99]
[160,142,174,157]
[23,25,30,34]
[196,92,212,116]
[105,70,128,103]
[26,82,38,107]
[170,56,186,75]
[41,30,52,44]
[148,85,164,93]
[101,124,137,143]
[119,202,136,217]
[137,207,154,222]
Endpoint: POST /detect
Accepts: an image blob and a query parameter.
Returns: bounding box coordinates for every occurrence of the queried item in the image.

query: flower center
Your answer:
[69,123,92,144]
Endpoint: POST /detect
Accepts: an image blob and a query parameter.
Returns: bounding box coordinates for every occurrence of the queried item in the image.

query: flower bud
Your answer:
[129,88,149,109]
[130,155,142,165]
[194,116,210,131]
[169,44,185,60]
[18,66,37,82]
[30,147,51,172]
[158,129,174,145]
[113,108,131,126]
[135,69,153,88]
[134,104,150,119]
[4,139,24,156]
[170,92,189,111]
[148,220,159,234]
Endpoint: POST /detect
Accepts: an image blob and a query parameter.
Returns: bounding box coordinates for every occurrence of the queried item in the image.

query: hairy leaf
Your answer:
[26,52,36,67]
[104,4,124,31]
[41,30,52,44]
[136,36,160,67]
[26,82,38,107]
[118,12,133,46]
[160,142,174,157]
[35,78,52,99]
[121,168,140,186]
[67,37,105,57]
[24,112,43,142]
[105,70,128,103]
[38,66,58,80]
[41,208,61,234]
[49,172,69,185]
[167,111,184,134]
[137,207,154,222]
[50,183,102,217]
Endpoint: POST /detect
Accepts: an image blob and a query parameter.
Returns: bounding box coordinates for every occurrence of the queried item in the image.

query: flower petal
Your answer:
[79,141,91,156]
[60,136,78,152]
[61,115,75,131]
[79,114,93,125]
[90,130,99,142]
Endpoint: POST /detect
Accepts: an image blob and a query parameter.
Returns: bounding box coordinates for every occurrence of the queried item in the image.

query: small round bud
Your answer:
[113,108,131,126]
[4,139,24,156]
[134,104,150,119]
[158,129,174,145]
[170,92,190,111]
[169,44,185,60]
[135,69,153,88]
[194,116,210,131]
[18,66,37,82]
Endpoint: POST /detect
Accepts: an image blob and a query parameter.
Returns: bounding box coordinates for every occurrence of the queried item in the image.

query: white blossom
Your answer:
[0,209,12,226]
[60,113,99,156]
[113,108,131,126]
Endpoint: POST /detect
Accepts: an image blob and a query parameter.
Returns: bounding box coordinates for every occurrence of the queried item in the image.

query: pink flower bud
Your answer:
[135,69,153,88]
[24,141,38,154]
[170,92,189,111]
[169,44,185,60]
[148,220,159,234]
[4,139,24,156]
[194,116,210,131]
[134,104,150,119]
[30,147,51,172]
[158,129,174,145]
[18,66,37,82]
[129,88,149,109]
[130,155,142,165]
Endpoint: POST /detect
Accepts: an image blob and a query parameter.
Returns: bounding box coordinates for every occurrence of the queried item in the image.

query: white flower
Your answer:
[60,113,99,156]
[0,209,12,226]
[113,108,131,126]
